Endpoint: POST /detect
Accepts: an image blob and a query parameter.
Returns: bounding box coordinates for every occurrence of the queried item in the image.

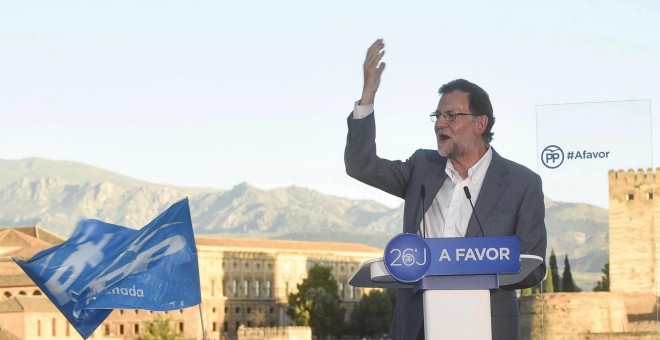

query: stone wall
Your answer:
[519,292,628,340]
[237,326,311,340]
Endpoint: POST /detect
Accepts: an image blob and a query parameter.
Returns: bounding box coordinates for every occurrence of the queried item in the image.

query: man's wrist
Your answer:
[360,91,376,105]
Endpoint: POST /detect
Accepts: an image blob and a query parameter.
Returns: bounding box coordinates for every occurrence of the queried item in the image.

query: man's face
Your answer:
[434,90,481,160]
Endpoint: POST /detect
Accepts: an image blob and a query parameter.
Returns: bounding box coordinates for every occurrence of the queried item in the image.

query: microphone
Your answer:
[420,185,426,238]
[463,186,485,237]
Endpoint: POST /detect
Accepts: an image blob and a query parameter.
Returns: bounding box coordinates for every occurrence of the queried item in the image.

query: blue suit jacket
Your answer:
[345,112,547,340]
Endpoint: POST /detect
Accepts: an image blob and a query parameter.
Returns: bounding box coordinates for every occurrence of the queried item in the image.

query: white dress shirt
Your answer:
[423,148,492,238]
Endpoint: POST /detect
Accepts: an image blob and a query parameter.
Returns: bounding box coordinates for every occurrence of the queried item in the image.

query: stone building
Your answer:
[0,226,382,339]
[608,168,659,318]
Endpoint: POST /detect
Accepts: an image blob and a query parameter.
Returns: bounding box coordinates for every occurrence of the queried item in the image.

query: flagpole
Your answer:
[198,304,207,340]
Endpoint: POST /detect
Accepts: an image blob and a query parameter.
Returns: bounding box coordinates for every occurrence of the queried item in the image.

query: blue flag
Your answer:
[13,198,201,339]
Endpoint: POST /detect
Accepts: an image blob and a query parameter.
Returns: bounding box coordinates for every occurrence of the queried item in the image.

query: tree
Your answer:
[348,289,396,337]
[545,264,555,293]
[137,315,182,340]
[562,255,581,292]
[593,262,610,292]
[549,249,561,292]
[287,264,345,339]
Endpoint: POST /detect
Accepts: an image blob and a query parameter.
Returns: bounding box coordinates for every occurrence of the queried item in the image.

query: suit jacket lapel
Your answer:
[465,149,510,237]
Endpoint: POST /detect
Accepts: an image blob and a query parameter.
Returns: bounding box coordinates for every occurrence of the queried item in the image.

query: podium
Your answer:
[349,234,543,340]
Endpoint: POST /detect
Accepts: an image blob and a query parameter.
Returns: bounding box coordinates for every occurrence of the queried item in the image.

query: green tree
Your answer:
[593,262,610,292]
[549,249,561,292]
[545,264,555,293]
[287,264,345,339]
[562,255,581,292]
[348,289,396,337]
[137,315,182,340]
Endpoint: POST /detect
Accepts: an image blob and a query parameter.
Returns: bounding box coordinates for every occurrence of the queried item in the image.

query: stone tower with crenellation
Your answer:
[608,168,659,318]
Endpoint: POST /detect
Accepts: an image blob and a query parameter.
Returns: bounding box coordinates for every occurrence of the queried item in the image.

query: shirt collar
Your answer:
[445,146,493,183]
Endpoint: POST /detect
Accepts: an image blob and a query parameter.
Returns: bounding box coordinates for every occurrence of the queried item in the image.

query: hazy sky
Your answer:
[1,1,659,208]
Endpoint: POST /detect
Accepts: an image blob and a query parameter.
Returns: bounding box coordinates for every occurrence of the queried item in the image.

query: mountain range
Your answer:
[0,158,608,289]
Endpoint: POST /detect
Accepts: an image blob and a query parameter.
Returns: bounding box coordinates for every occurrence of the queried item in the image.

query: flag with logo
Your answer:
[13,198,201,339]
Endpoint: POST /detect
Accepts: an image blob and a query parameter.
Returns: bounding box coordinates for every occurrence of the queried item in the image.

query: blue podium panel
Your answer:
[384,233,520,283]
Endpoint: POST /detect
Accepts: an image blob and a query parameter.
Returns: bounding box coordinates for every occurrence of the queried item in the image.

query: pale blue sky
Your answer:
[1,1,659,207]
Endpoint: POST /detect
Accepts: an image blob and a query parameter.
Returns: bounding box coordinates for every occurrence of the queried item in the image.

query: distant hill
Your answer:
[0,158,217,193]
[0,158,608,289]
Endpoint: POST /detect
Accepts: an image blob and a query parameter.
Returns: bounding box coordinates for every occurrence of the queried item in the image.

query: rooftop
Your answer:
[196,237,382,254]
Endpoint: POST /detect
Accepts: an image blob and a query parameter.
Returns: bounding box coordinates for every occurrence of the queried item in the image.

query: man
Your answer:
[344,39,547,340]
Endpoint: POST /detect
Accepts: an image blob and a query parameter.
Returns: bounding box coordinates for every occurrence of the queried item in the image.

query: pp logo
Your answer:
[384,233,431,283]
[541,145,564,169]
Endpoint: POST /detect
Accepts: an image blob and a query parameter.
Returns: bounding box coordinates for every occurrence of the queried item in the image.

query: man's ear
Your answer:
[475,115,488,135]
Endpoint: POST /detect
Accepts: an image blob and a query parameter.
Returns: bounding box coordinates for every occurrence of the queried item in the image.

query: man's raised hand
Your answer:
[360,39,386,105]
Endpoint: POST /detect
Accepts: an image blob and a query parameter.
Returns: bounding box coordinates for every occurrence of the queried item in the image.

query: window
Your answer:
[244,279,249,297]
[33,290,42,295]
[648,192,654,200]
[213,322,218,332]
[349,286,355,299]
[178,322,184,333]
[52,318,56,336]
[211,279,216,297]
[134,324,139,334]
[338,282,344,298]
[626,193,634,200]
[104,325,110,336]
[119,324,125,335]
[37,320,41,337]
[255,280,260,297]
[66,323,70,336]
[232,280,237,297]
[266,280,272,297]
